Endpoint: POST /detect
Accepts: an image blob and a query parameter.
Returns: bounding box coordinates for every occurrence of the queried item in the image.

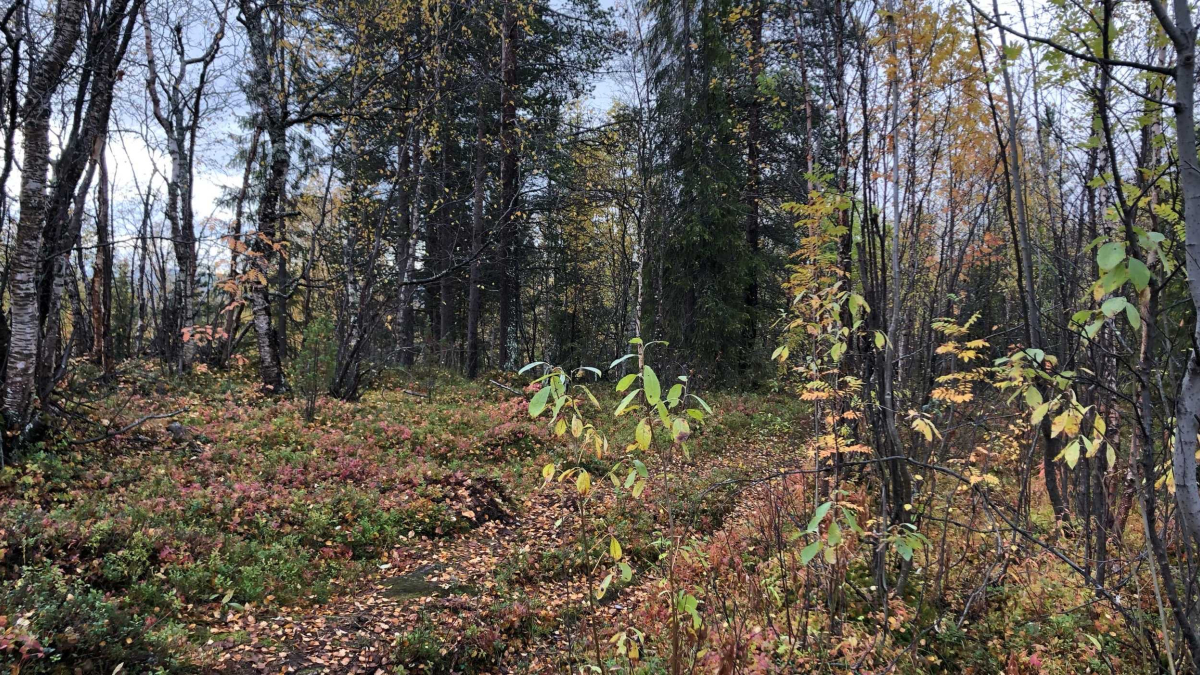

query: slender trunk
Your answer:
[240,1,289,392]
[1164,0,1200,554]
[742,0,763,366]
[90,146,113,377]
[466,104,487,379]
[4,0,85,428]
[990,0,1068,520]
[497,0,519,370]
[220,127,260,368]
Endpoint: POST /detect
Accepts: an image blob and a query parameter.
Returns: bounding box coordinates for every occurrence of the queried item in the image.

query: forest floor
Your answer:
[1,361,1139,674]
[206,416,792,675]
[1,362,805,674]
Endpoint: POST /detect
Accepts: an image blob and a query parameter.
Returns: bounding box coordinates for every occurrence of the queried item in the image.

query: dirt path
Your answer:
[206,442,794,674]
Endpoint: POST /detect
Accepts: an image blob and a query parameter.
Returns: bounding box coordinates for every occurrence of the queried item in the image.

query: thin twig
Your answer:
[70,408,188,445]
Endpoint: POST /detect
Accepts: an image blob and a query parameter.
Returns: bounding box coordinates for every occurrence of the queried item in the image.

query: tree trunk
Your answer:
[240,0,290,393]
[742,0,763,365]
[989,0,1068,521]
[497,0,519,370]
[4,0,85,429]
[90,146,114,378]
[466,104,487,378]
[1163,0,1200,555]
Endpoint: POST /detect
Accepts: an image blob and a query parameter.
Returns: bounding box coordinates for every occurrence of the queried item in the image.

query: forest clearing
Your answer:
[4,0,1200,671]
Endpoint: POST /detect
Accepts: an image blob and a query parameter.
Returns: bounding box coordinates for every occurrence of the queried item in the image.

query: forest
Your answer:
[2,0,1200,671]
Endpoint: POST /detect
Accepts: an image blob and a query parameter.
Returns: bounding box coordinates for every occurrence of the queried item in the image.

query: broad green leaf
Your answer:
[616,373,638,392]
[631,479,646,498]
[895,540,913,561]
[1032,402,1050,426]
[672,417,691,442]
[636,418,652,450]
[619,562,633,582]
[610,537,623,561]
[1128,258,1151,291]
[529,386,551,418]
[1100,296,1127,317]
[807,501,833,532]
[1070,309,1093,326]
[1126,303,1141,330]
[518,361,545,374]
[643,366,661,405]
[800,540,821,565]
[1063,440,1080,469]
[827,520,842,546]
[1025,387,1043,407]
[1096,242,1125,271]
[542,463,555,481]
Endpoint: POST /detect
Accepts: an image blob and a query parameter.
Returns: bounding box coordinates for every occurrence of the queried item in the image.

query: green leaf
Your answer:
[636,418,652,450]
[609,353,636,369]
[1125,303,1141,330]
[895,540,913,561]
[807,501,833,532]
[666,383,683,405]
[672,418,691,442]
[1096,242,1126,271]
[631,479,646,498]
[529,386,551,418]
[596,572,613,599]
[542,463,555,481]
[1100,265,1129,293]
[616,373,637,392]
[578,385,600,409]
[827,520,842,546]
[1101,296,1127,317]
[518,361,545,375]
[689,394,713,414]
[1024,387,1043,407]
[615,389,641,416]
[576,471,592,494]
[1031,402,1050,426]
[1128,258,1151,291]
[610,537,623,561]
[874,331,886,349]
[633,459,649,478]
[800,540,822,565]
[643,366,661,405]
[1063,440,1080,469]
[619,562,633,582]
